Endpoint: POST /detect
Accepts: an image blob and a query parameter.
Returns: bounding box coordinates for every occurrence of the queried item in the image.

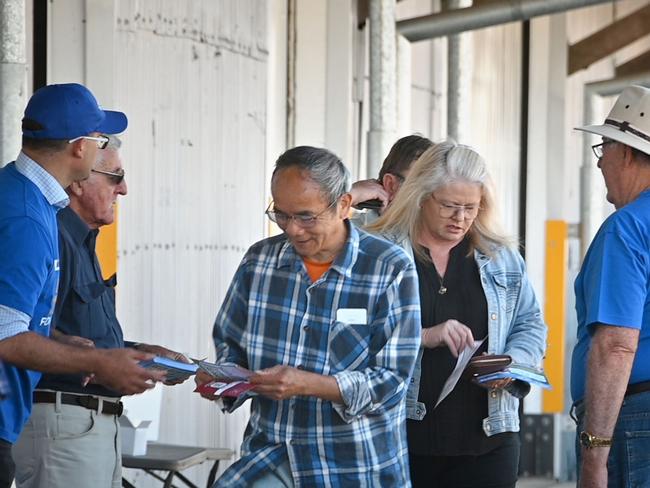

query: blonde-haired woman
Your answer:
[368,140,546,488]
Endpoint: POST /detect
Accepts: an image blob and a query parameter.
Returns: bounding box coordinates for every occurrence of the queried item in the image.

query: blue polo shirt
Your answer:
[0,155,67,443]
[571,190,650,403]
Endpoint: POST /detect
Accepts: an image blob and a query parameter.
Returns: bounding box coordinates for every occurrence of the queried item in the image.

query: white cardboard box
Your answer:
[119,415,151,456]
[121,383,162,442]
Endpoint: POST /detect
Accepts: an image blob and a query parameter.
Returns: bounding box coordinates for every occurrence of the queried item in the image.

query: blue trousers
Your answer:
[574,390,650,488]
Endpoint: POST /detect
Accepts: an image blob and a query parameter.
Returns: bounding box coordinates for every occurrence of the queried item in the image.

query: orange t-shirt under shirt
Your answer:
[303,258,333,283]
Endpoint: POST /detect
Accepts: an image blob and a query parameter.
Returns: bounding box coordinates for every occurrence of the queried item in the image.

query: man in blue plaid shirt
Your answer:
[205,146,421,487]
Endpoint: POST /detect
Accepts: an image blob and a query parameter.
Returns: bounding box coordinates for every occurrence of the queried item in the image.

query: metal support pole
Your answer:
[286,0,297,150]
[0,0,26,166]
[367,0,396,178]
[444,0,472,142]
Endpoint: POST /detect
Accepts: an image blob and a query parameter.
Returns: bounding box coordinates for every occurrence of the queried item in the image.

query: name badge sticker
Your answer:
[336,308,367,324]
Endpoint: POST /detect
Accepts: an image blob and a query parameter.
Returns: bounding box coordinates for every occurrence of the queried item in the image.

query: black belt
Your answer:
[33,391,123,416]
[625,380,650,397]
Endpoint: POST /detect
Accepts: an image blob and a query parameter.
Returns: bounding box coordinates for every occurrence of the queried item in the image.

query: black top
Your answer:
[407,238,514,456]
[37,206,126,397]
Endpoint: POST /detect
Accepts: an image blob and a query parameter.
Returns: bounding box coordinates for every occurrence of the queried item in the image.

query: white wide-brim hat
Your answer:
[576,85,650,157]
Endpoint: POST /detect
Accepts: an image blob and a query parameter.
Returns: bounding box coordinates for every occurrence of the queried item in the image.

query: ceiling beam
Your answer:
[615,50,650,78]
[568,4,650,75]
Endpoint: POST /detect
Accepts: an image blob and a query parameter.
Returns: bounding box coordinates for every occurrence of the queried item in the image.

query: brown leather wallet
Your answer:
[464,354,512,377]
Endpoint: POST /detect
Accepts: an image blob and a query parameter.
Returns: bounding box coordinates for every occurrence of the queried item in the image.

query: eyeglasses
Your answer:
[91,168,125,185]
[431,194,481,220]
[265,199,338,229]
[68,135,110,149]
[592,140,616,159]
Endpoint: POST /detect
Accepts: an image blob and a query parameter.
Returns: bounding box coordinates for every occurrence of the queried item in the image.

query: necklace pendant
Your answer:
[438,286,447,295]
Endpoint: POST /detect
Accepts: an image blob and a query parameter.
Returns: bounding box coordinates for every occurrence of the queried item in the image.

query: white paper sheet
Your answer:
[434,337,486,408]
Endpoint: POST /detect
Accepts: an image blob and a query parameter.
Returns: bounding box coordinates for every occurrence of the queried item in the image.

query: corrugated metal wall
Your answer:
[470,23,522,237]
[112,1,267,484]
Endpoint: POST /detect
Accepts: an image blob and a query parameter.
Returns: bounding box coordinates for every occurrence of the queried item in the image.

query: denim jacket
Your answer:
[391,236,547,436]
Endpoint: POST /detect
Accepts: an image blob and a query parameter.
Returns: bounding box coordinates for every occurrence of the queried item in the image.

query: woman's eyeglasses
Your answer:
[431,194,481,220]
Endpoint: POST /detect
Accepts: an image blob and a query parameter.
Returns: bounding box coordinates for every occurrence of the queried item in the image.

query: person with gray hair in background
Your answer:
[13,135,188,488]
[368,140,546,488]
[197,146,422,487]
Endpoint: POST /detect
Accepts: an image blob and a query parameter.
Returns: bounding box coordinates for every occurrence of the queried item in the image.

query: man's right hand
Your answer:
[350,179,389,210]
[421,319,475,356]
[92,348,166,395]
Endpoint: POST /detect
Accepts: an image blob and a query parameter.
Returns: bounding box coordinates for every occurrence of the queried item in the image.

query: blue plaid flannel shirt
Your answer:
[212,223,421,487]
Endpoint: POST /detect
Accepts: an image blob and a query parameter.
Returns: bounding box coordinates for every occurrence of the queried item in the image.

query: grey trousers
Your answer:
[13,393,122,488]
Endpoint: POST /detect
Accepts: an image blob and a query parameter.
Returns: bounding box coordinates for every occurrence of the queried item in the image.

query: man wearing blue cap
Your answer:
[0,83,165,487]
[13,135,190,488]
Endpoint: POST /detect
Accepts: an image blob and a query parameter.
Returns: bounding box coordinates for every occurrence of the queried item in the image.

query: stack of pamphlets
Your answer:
[473,363,551,389]
[139,356,198,382]
[193,361,255,398]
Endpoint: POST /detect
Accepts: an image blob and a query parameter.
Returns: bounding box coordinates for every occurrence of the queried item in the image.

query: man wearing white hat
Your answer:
[571,85,650,488]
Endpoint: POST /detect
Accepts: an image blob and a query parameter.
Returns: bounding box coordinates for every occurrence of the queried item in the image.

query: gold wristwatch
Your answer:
[579,431,612,449]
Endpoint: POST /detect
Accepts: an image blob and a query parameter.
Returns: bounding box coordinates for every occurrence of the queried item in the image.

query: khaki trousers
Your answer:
[13,393,121,488]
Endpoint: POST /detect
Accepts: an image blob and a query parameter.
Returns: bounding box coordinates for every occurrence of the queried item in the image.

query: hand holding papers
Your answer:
[194,361,253,381]
[193,361,255,398]
[435,338,486,408]
[138,357,198,383]
[435,339,551,408]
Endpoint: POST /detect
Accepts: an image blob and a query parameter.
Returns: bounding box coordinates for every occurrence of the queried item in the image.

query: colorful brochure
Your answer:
[139,356,198,382]
[194,380,256,398]
[192,360,254,398]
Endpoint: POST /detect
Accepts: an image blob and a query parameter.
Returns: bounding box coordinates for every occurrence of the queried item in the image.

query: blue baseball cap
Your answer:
[22,83,128,139]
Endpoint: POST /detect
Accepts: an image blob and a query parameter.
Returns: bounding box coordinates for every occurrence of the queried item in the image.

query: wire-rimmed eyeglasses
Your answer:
[592,140,616,159]
[265,199,338,229]
[431,194,481,220]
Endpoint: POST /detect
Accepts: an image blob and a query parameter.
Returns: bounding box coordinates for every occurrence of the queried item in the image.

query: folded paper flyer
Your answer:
[139,356,198,382]
[193,360,255,398]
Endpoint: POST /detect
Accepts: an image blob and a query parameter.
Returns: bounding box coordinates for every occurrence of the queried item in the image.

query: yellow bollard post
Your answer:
[543,220,568,413]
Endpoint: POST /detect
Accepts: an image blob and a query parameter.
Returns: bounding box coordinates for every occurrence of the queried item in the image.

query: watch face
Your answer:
[580,431,592,447]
